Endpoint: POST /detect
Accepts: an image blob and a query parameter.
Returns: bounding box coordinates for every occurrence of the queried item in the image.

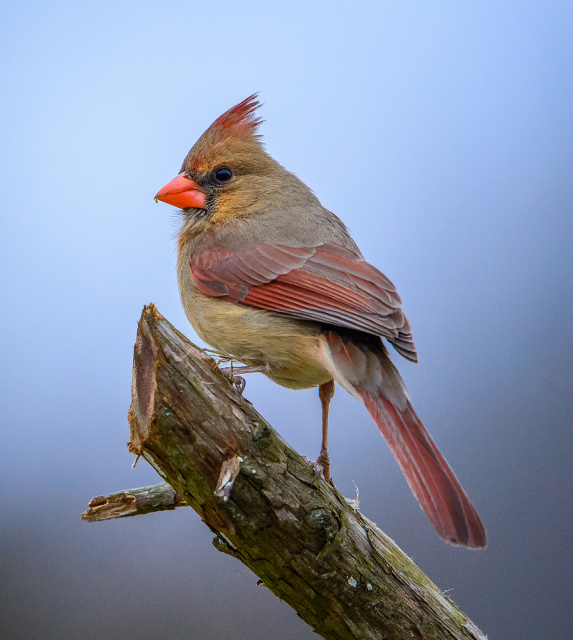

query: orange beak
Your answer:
[154,174,207,209]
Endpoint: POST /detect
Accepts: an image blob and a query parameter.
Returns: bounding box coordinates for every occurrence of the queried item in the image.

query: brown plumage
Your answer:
[155,94,486,548]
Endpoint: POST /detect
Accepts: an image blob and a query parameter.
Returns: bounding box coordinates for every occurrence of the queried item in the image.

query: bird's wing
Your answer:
[191,242,417,362]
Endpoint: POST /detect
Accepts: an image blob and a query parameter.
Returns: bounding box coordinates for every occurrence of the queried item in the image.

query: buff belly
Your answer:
[179,281,332,389]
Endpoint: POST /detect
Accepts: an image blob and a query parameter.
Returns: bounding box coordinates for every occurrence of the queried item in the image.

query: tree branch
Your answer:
[84,304,486,640]
[82,481,186,522]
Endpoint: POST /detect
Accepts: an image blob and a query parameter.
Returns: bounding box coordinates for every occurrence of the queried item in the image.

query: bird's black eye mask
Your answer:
[187,167,235,189]
[188,167,236,218]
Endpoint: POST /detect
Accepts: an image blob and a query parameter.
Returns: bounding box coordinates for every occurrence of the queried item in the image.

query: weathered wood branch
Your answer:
[85,304,486,640]
[82,481,186,522]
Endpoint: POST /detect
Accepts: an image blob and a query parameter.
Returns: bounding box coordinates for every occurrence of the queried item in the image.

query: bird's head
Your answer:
[155,94,283,230]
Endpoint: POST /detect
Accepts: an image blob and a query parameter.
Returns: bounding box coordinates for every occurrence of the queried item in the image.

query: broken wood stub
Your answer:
[82,482,186,522]
[125,304,486,640]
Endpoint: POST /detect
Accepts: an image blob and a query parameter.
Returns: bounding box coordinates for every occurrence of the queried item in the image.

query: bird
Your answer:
[154,94,486,548]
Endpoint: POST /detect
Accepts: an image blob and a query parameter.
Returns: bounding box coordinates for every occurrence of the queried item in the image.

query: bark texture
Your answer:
[82,481,186,522]
[107,304,485,640]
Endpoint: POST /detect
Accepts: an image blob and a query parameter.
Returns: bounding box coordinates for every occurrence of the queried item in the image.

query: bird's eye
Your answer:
[214,168,233,183]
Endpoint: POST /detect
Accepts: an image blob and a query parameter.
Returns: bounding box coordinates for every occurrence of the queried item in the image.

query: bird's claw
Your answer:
[311,449,332,485]
[203,353,246,394]
[220,363,271,395]
[217,368,246,394]
[232,376,246,394]
[207,358,222,373]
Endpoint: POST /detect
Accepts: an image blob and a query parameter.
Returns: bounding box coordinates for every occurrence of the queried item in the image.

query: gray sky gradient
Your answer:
[1,2,572,638]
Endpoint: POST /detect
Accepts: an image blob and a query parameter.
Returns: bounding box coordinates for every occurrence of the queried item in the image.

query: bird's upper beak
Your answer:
[154,173,207,209]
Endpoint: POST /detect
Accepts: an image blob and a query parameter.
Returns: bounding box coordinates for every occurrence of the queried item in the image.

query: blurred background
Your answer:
[1,2,572,638]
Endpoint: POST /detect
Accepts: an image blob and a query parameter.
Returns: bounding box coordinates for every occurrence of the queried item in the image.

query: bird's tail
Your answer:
[321,331,486,548]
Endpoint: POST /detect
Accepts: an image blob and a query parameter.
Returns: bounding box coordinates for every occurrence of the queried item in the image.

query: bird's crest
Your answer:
[184,94,264,173]
[212,93,263,141]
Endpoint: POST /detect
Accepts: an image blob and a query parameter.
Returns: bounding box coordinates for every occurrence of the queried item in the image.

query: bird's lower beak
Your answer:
[154,174,207,209]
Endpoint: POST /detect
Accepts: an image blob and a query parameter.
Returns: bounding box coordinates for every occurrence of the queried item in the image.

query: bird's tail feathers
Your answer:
[320,331,486,548]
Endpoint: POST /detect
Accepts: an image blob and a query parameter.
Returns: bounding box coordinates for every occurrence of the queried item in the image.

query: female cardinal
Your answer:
[155,95,486,548]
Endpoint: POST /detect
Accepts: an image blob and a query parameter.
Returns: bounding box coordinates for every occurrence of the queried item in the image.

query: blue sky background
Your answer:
[1,2,572,638]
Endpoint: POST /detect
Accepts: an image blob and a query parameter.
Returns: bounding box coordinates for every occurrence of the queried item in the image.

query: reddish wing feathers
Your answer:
[192,244,313,299]
[191,243,417,361]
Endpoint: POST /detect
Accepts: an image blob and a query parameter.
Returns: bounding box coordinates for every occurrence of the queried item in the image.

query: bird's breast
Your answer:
[177,250,332,390]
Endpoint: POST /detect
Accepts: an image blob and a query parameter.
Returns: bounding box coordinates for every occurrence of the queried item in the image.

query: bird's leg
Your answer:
[313,380,335,483]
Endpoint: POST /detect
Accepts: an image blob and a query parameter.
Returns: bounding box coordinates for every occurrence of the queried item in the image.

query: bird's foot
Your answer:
[203,348,232,360]
[231,375,246,394]
[203,349,234,371]
[202,349,271,395]
[215,365,245,394]
[201,352,250,394]
[310,449,332,485]
[219,363,271,395]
